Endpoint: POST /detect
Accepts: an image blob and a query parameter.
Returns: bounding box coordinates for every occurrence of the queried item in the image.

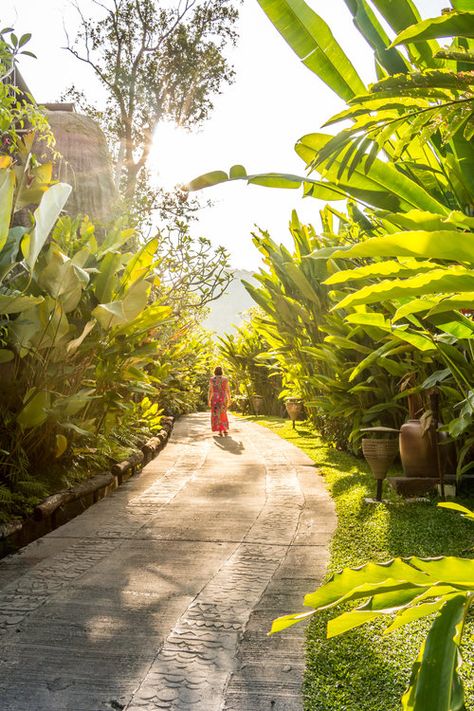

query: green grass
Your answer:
[244,416,474,711]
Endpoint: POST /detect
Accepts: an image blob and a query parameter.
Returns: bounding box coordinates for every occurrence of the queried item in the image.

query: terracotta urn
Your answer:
[361,427,400,501]
[399,419,437,478]
[250,394,264,416]
[285,399,304,429]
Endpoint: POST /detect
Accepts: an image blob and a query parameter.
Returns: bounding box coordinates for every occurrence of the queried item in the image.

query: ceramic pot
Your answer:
[362,438,399,480]
[285,400,304,428]
[250,395,264,416]
[399,419,437,477]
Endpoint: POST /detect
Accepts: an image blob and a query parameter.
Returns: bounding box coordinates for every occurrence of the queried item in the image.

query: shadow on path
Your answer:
[213,435,245,455]
[0,413,336,711]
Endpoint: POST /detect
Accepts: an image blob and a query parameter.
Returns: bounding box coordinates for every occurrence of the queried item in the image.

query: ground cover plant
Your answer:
[248,416,474,711]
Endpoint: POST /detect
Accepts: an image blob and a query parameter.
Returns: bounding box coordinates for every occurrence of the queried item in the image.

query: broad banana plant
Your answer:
[186,0,474,461]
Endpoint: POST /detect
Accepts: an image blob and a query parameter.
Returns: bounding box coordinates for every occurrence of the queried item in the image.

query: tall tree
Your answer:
[64,0,239,208]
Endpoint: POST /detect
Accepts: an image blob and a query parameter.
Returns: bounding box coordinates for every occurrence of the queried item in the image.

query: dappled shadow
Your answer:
[213,435,245,455]
[0,413,279,710]
[246,418,474,709]
[305,605,421,711]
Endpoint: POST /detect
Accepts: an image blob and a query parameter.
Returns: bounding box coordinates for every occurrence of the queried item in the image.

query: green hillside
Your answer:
[202,270,257,335]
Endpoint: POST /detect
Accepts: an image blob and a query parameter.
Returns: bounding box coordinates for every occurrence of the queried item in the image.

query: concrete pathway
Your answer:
[0,414,336,711]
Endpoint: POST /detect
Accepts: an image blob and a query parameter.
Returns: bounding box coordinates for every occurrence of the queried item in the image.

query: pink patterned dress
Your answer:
[209,376,230,433]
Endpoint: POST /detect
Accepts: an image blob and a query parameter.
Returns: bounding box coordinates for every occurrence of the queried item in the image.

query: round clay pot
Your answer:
[285,400,303,422]
[362,438,399,480]
[399,419,437,477]
[250,395,264,416]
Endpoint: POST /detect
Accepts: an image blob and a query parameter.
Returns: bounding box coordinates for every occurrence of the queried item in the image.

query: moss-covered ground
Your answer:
[242,416,474,711]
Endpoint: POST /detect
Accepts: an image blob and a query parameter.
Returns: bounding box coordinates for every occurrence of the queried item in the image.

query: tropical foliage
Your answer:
[0,44,219,523]
[271,502,474,711]
[188,1,474,468]
[0,173,213,518]
[188,3,474,705]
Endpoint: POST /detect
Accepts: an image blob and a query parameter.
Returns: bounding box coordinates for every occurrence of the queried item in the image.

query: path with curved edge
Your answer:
[0,413,336,711]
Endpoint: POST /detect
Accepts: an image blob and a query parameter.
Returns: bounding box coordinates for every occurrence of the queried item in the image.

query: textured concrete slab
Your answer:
[0,413,336,710]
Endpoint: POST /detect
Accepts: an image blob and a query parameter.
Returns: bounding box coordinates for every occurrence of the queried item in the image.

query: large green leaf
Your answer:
[325,259,435,285]
[303,558,433,611]
[22,183,72,271]
[114,302,172,336]
[186,166,347,201]
[394,12,474,45]
[450,0,474,9]
[349,340,410,381]
[94,251,122,303]
[0,227,27,283]
[17,389,51,429]
[283,261,321,303]
[412,556,474,584]
[297,134,449,214]
[0,170,15,253]
[327,608,382,638]
[401,594,469,711]
[384,597,456,635]
[270,609,317,634]
[0,291,44,315]
[92,279,150,330]
[257,0,366,100]
[342,0,409,75]
[369,0,438,67]
[335,268,474,310]
[324,230,474,264]
[37,247,87,313]
[118,237,159,293]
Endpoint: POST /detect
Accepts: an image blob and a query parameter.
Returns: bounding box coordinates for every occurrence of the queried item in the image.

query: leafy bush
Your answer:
[271,502,474,711]
[0,37,218,519]
[189,1,474,467]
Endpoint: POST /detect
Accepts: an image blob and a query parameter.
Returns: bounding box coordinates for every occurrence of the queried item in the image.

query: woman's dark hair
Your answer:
[214,366,223,376]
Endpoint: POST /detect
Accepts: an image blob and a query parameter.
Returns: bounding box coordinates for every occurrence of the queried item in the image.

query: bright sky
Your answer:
[5,0,446,269]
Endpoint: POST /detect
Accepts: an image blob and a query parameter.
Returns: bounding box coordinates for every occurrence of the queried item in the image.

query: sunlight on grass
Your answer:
[243,415,474,711]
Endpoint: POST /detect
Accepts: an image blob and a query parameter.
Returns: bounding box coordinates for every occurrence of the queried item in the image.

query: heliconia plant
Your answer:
[186,0,474,464]
[0,169,215,513]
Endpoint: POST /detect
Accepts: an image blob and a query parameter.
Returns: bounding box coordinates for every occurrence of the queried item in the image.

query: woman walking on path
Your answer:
[208,366,231,435]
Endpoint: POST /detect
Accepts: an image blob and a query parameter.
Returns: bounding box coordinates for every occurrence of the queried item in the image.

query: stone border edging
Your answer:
[0,416,174,558]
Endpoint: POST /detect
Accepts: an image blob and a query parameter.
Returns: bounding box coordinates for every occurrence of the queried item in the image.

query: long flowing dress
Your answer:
[209,376,230,433]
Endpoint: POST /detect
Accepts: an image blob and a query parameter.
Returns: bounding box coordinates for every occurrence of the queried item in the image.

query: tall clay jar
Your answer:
[251,394,264,416]
[399,419,437,477]
[285,399,304,429]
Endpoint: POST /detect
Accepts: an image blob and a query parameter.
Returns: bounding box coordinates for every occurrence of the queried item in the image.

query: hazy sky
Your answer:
[5,0,446,269]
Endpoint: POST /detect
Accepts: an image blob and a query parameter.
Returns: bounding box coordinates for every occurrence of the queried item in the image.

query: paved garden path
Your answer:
[0,413,336,711]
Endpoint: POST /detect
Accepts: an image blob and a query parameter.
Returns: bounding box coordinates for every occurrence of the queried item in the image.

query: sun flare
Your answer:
[149,121,197,191]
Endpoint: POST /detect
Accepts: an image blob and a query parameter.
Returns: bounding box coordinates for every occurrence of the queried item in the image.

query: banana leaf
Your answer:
[393,11,474,46]
[257,0,366,100]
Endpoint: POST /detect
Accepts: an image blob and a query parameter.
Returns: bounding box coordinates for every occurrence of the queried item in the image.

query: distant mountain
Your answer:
[203,269,258,336]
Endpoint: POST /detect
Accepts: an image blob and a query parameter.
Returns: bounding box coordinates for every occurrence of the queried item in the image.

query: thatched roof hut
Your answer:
[11,67,120,224]
[45,110,121,225]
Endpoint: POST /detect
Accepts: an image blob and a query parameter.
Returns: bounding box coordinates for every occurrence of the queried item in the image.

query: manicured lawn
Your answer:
[244,416,474,711]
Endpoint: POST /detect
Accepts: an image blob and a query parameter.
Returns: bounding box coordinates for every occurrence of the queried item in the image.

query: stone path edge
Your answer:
[0,416,175,559]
